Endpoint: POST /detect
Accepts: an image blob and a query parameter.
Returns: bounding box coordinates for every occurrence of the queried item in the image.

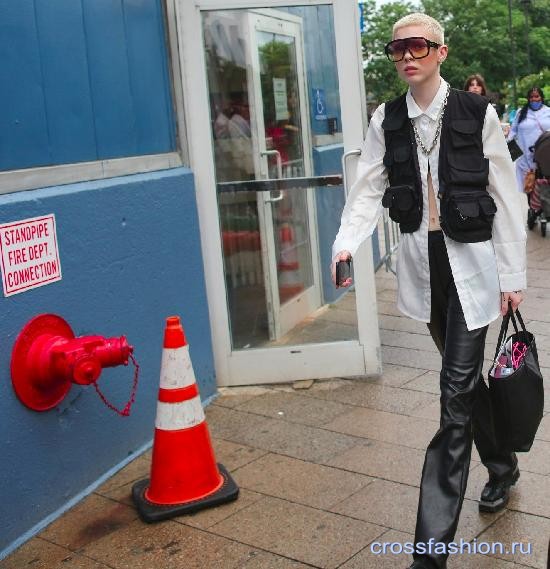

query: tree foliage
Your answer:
[361,0,550,109]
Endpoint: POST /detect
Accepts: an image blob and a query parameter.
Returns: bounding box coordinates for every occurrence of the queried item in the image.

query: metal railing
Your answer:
[375,210,400,275]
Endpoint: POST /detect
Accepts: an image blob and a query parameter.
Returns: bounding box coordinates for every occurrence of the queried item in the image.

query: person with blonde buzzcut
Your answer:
[332,12,526,569]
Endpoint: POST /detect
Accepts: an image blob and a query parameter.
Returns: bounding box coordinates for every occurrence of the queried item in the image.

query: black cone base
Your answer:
[132,463,239,523]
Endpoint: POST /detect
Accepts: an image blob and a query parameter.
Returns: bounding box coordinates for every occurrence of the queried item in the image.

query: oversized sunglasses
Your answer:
[384,37,440,62]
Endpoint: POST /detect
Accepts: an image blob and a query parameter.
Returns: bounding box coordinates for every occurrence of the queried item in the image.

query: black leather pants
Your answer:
[413,231,517,569]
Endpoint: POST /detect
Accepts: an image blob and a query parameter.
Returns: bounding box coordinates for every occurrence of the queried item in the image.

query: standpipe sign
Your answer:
[0,215,62,297]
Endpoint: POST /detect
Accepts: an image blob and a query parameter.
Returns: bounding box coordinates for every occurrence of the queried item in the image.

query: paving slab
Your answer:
[408,396,442,421]
[476,510,550,568]
[323,406,438,450]
[305,364,427,391]
[506,470,550,518]
[205,404,271,441]
[0,538,110,569]
[330,478,504,545]
[309,382,437,415]
[377,300,405,317]
[326,440,426,487]
[214,386,272,409]
[339,529,415,569]
[382,345,442,371]
[233,453,374,510]
[209,496,386,569]
[207,405,363,464]
[378,314,431,335]
[535,414,550,441]
[39,494,138,552]
[230,551,315,568]
[177,488,264,530]
[233,389,353,427]
[516,439,550,476]
[211,438,270,471]
[447,554,526,568]
[79,519,267,569]
[380,329,439,352]
[330,478,419,532]
[403,370,441,394]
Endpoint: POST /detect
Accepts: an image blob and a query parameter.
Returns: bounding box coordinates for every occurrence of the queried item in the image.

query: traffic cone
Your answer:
[278,223,304,303]
[132,316,239,522]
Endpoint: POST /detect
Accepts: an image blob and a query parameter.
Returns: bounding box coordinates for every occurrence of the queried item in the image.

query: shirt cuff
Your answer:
[332,237,361,263]
[498,271,527,292]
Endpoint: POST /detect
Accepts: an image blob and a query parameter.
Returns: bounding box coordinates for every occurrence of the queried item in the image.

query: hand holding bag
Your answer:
[489,307,544,452]
[524,169,537,194]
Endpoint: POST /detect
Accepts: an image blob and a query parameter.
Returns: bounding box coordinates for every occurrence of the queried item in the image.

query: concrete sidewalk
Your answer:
[2,230,549,569]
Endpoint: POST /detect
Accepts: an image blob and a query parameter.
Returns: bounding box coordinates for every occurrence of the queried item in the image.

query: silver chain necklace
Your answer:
[411,84,450,156]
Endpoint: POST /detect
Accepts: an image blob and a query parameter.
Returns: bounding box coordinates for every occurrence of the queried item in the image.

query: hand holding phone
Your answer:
[336,259,352,287]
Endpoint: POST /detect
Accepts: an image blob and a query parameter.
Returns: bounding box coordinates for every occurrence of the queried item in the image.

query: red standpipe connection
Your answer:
[11,314,133,411]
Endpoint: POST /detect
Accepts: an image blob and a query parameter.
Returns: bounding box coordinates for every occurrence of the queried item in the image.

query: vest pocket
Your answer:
[450,120,478,148]
[447,153,489,186]
[382,184,418,225]
[441,190,497,243]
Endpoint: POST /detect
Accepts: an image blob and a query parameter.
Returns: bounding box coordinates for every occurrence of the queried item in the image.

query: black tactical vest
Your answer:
[381,88,497,243]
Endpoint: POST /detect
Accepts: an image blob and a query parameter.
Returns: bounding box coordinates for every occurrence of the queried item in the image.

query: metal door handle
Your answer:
[341,148,361,198]
[260,149,284,202]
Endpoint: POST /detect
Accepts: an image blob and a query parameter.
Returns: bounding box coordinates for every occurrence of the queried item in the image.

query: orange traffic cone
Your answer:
[132,316,239,522]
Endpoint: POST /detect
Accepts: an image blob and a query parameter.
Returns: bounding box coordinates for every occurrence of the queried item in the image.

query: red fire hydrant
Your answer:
[11,314,136,412]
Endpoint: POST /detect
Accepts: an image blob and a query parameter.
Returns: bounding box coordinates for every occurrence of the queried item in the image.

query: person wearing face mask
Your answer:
[507,87,550,194]
[463,74,487,97]
[332,12,526,569]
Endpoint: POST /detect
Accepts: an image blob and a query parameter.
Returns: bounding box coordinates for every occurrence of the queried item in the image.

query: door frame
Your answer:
[177,0,381,386]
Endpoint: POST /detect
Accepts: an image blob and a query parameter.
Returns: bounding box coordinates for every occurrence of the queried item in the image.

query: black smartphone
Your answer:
[336,259,351,287]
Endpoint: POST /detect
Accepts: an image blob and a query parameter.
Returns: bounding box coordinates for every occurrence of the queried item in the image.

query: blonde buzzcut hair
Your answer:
[393,13,445,44]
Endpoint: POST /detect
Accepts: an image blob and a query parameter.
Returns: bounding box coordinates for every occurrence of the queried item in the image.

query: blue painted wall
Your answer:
[0,168,215,555]
[0,0,176,171]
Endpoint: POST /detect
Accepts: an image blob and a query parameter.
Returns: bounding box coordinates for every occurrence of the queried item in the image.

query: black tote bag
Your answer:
[489,308,544,452]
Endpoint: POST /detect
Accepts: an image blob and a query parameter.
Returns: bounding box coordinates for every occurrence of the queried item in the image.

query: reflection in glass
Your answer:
[257,32,304,179]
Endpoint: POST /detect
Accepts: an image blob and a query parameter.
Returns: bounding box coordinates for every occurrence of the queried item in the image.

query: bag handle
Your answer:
[511,307,527,333]
[493,305,523,363]
[494,312,510,363]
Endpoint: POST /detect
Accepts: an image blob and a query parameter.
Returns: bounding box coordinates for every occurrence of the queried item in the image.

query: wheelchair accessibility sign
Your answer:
[312,88,327,120]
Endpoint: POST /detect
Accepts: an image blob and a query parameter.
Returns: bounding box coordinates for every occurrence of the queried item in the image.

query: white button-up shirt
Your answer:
[333,80,527,331]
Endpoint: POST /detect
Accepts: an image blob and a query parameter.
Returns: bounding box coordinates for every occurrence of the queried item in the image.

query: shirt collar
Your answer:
[406,79,448,121]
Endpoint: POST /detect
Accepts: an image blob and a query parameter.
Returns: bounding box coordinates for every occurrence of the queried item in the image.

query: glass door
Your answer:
[248,11,321,341]
[181,0,381,385]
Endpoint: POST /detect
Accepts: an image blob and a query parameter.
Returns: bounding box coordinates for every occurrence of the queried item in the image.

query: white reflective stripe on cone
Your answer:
[155,395,205,430]
[159,345,195,390]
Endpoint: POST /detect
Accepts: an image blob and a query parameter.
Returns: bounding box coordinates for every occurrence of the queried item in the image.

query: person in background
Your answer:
[507,87,550,193]
[332,13,526,569]
[464,73,487,96]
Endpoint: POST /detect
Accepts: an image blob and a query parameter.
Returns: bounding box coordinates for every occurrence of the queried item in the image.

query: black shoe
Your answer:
[479,466,520,513]
[407,559,440,569]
